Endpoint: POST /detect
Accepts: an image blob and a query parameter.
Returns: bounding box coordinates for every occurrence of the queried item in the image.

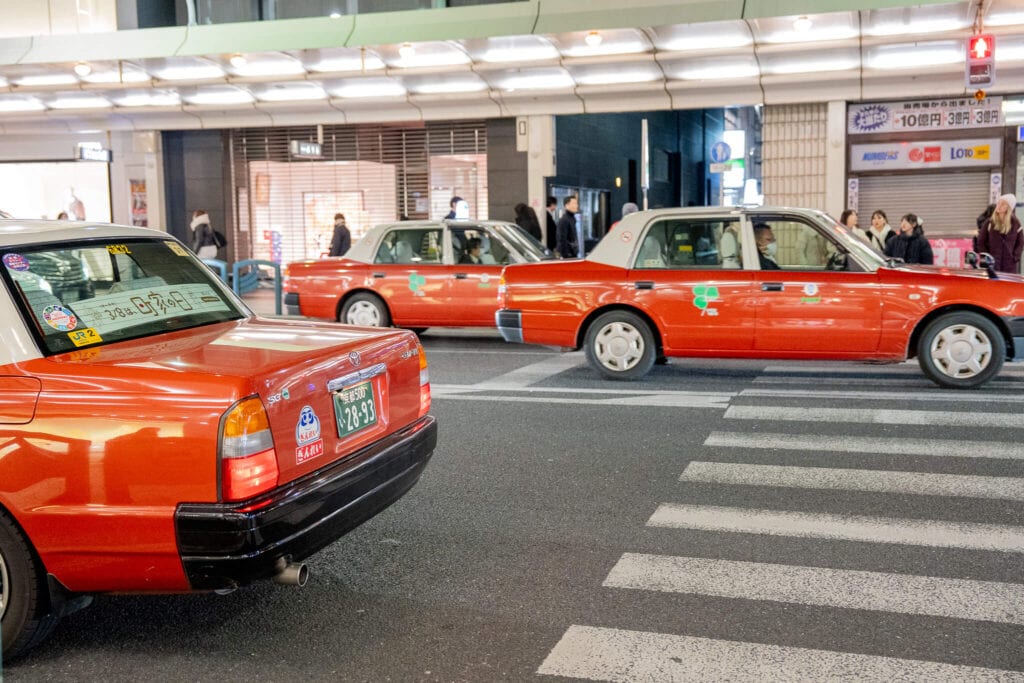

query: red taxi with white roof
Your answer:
[496,206,1024,389]
[283,219,552,330]
[0,220,435,660]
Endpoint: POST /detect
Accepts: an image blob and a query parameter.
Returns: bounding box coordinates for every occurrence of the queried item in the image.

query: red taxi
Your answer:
[496,206,1024,389]
[284,220,552,330]
[0,221,435,660]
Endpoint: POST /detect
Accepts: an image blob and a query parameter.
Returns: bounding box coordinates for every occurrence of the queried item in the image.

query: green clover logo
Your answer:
[692,284,719,310]
[408,274,426,292]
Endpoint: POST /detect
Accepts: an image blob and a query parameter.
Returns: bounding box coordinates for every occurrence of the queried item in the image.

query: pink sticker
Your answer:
[296,439,324,464]
[620,231,633,243]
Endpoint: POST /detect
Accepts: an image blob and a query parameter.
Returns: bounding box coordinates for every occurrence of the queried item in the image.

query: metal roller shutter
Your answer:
[229,121,487,264]
[855,172,990,239]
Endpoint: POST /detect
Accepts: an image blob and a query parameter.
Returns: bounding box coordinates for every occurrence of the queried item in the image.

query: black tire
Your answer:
[584,311,657,380]
[917,312,1005,389]
[1,512,59,662]
[340,293,390,327]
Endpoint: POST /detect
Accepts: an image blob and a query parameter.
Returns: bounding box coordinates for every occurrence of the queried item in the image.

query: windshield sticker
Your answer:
[408,273,426,296]
[43,305,78,331]
[106,244,132,255]
[3,253,30,271]
[295,405,324,464]
[67,328,102,347]
[692,285,720,317]
[801,283,822,304]
[166,242,189,257]
[70,283,231,336]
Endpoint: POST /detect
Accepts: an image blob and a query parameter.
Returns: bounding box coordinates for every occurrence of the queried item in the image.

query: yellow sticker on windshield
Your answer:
[166,242,188,256]
[107,244,132,255]
[67,328,102,347]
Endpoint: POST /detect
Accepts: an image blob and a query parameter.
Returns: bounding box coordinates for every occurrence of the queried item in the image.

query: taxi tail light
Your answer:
[220,397,279,502]
[418,343,431,417]
[497,274,507,308]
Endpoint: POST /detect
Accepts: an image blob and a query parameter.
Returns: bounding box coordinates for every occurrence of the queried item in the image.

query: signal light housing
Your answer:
[966,34,995,88]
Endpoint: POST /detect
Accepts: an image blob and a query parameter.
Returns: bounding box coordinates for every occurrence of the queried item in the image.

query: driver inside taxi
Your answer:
[754,223,780,270]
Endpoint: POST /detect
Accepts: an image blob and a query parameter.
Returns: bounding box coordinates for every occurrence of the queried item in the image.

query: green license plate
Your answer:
[333,380,378,438]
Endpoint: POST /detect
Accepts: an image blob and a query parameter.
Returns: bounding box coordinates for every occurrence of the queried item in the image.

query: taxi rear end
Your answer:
[0,221,435,660]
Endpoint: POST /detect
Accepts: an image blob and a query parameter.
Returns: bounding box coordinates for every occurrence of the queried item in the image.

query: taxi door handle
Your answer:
[454,273,469,279]
[761,282,784,292]
[372,272,386,278]
[635,281,654,290]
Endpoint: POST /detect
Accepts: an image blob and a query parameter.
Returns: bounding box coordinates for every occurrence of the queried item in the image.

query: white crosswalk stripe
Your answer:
[537,626,1024,682]
[647,502,1024,552]
[704,430,1024,459]
[603,553,1024,625]
[725,404,1023,428]
[680,461,1024,500]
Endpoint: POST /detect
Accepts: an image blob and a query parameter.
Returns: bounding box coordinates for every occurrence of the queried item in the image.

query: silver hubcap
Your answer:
[346,301,382,326]
[594,321,645,372]
[0,548,8,620]
[930,323,991,378]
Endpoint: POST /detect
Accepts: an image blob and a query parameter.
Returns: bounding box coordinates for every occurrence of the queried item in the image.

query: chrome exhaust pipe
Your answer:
[272,559,309,587]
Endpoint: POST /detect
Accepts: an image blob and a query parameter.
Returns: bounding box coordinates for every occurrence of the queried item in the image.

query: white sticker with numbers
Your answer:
[71,283,231,335]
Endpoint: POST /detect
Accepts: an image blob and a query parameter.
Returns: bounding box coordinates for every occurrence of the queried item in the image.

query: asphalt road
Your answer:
[6,328,1024,681]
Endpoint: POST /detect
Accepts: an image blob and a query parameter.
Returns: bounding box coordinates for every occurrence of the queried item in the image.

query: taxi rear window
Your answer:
[2,239,245,355]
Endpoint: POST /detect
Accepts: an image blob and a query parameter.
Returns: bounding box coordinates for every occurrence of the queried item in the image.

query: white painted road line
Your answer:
[603,553,1024,625]
[473,353,584,388]
[725,405,1024,428]
[537,625,1024,682]
[741,387,1024,403]
[680,462,1024,501]
[762,362,1024,375]
[647,503,1024,553]
[704,431,1024,460]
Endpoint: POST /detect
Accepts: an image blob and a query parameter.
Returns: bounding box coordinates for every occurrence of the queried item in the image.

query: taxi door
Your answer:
[626,217,757,352]
[369,227,452,326]
[750,215,882,353]
[445,226,505,326]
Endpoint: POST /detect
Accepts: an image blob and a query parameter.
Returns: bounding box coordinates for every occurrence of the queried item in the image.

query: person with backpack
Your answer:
[191,209,226,259]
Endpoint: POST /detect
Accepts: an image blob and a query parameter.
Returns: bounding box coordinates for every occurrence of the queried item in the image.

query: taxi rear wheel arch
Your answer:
[0,510,60,662]
[916,311,1005,389]
[584,310,658,380]
[339,292,391,327]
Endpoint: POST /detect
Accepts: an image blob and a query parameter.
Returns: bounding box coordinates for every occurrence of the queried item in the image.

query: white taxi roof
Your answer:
[0,220,171,248]
[344,218,519,263]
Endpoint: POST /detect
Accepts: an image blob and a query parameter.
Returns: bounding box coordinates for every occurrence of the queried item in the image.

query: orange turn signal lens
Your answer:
[220,397,278,501]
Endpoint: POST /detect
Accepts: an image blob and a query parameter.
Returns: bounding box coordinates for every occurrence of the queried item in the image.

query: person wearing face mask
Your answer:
[884,213,933,265]
[754,223,780,270]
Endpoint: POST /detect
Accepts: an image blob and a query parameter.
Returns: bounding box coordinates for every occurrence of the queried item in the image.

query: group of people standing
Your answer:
[837,194,1021,274]
[512,195,583,259]
[838,208,934,265]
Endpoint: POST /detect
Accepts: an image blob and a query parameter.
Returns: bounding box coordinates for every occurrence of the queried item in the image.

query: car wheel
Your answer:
[1,512,58,662]
[917,312,1005,389]
[585,311,656,380]
[340,293,391,327]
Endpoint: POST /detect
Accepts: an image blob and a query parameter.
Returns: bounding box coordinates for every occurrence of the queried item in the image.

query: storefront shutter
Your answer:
[855,172,990,239]
[229,120,487,264]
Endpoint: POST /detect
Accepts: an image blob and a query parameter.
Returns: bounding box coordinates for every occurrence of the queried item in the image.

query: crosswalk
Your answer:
[528,362,1024,681]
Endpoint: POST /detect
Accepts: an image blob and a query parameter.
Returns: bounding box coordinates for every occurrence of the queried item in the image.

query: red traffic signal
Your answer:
[966,33,995,88]
[968,34,994,61]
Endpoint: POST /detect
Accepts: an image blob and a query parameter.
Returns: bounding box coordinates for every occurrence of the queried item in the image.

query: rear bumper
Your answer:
[175,415,437,590]
[496,309,523,343]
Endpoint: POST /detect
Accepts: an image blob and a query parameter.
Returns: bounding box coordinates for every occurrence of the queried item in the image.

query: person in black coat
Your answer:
[555,195,579,258]
[514,202,543,241]
[545,196,558,251]
[328,213,351,257]
[884,213,933,265]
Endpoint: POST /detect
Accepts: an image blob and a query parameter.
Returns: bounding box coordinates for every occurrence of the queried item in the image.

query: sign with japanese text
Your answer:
[848,98,1002,134]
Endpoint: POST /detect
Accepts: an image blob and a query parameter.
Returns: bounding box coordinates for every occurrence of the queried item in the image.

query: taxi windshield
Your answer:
[2,239,245,355]
[821,212,888,271]
[490,222,555,262]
